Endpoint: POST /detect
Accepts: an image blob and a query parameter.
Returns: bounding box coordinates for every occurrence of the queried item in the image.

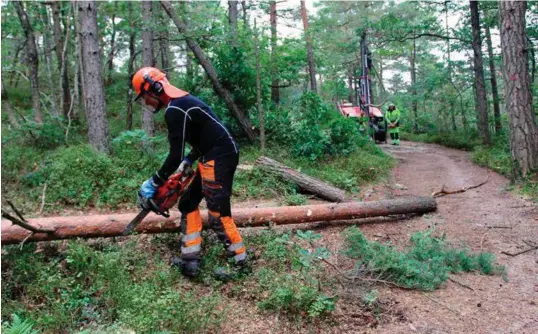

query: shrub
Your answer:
[31,145,121,207]
[1,240,224,333]
[344,227,504,291]
[266,93,366,160]
[253,231,338,318]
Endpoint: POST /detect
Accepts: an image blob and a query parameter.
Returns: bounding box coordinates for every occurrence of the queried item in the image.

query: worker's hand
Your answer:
[139,177,158,200]
[179,158,194,177]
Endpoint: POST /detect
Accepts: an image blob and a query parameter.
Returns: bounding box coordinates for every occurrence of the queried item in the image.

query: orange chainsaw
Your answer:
[122,170,196,235]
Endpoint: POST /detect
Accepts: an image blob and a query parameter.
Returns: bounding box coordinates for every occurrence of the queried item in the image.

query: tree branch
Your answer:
[380,32,471,46]
[2,202,55,234]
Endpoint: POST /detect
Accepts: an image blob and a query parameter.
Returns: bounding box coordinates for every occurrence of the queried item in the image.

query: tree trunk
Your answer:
[72,1,82,119]
[40,5,60,117]
[186,46,193,87]
[410,33,418,133]
[155,4,170,71]
[105,2,118,84]
[445,1,458,132]
[499,0,538,178]
[52,0,72,118]
[269,1,280,104]
[141,1,155,138]
[1,197,437,244]
[228,0,238,45]
[254,21,265,154]
[485,22,502,134]
[256,156,348,202]
[8,39,25,86]
[1,81,20,127]
[126,1,136,131]
[161,0,257,141]
[470,0,491,145]
[301,0,317,93]
[241,1,248,26]
[13,0,43,123]
[77,0,109,153]
[450,102,457,131]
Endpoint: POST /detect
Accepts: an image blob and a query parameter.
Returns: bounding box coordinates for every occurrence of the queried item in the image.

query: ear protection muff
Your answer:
[143,74,164,96]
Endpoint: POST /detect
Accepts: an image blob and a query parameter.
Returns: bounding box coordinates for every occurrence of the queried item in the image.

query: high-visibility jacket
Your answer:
[386,108,401,125]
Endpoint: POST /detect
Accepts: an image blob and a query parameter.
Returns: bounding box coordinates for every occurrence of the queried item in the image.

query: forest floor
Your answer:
[366,141,537,333]
[3,141,537,333]
[341,141,537,333]
[225,141,538,333]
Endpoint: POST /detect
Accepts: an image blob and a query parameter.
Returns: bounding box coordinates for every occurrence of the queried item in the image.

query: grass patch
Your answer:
[401,131,480,151]
[343,227,504,291]
[471,133,538,201]
[3,128,392,213]
[1,240,223,333]
[1,229,338,332]
[234,142,393,201]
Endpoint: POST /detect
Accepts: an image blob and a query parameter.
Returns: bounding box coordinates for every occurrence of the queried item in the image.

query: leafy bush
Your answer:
[18,143,161,208]
[1,240,223,333]
[252,231,337,318]
[344,227,504,291]
[472,143,512,176]
[27,145,120,207]
[266,93,364,160]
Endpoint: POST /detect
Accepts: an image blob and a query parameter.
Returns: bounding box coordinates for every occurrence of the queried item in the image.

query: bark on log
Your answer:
[255,156,348,202]
[1,197,436,245]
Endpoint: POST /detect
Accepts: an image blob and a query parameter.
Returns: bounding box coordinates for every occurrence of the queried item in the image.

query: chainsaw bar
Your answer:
[122,210,150,236]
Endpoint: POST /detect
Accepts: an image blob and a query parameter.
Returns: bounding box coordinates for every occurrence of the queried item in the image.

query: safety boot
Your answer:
[170,257,201,278]
[214,257,251,281]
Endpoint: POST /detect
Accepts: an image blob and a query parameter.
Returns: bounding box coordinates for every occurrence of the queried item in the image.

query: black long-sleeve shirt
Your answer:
[155,95,238,183]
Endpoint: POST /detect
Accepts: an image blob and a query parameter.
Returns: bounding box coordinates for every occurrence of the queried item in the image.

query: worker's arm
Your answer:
[393,109,401,125]
[155,107,190,184]
[185,147,201,163]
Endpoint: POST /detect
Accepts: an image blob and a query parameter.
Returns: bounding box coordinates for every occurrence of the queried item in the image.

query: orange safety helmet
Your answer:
[132,67,189,113]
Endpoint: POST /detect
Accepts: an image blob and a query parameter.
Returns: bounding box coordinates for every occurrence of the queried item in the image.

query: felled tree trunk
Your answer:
[255,156,348,202]
[1,197,436,245]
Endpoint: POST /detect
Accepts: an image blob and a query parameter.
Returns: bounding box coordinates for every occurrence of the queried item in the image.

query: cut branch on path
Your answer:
[432,173,490,198]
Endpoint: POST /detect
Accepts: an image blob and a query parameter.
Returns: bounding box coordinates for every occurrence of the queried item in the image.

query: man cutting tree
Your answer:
[132,67,247,278]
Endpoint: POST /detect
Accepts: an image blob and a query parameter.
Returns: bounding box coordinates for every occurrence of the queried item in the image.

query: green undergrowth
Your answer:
[471,134,538,201]
[343,227,505,291]
[2,130,393,214]
[234,142,393,202]
[1,229,337,333]
[401,131,480,151]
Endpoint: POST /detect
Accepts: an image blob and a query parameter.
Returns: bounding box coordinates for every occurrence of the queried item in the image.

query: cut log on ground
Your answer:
[3,197,437,244]
[1,196,436,245]
[255,156,348,202]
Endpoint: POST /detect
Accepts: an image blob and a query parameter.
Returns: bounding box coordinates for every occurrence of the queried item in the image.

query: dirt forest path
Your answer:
[353,141,538,334]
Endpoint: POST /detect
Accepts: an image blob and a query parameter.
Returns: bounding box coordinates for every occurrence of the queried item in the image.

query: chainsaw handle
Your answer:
[148,199,170,218]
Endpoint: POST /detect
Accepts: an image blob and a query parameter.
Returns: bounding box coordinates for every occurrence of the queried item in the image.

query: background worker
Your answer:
[132,67,247,278]
[386,103,401,145]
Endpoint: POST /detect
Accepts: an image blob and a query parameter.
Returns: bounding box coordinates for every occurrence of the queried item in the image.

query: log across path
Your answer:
[1,197,436,245]
[255,156,348,202]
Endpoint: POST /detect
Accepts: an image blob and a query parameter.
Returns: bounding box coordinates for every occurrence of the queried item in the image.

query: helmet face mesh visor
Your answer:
[136,92,163,113]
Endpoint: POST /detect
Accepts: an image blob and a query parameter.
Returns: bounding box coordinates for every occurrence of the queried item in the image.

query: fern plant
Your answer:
[2,314,38,334]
